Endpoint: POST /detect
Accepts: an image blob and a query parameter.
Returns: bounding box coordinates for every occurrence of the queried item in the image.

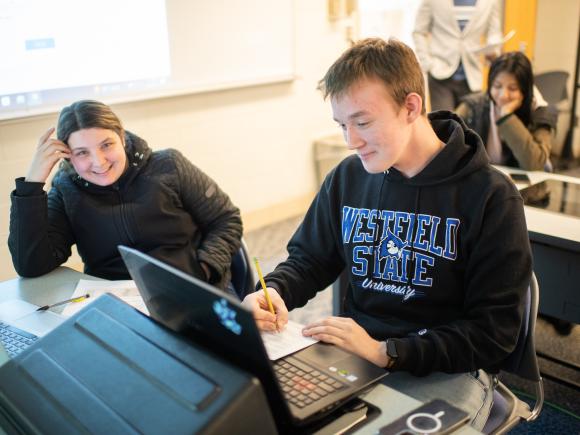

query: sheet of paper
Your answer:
[261,320,318,360]
[62,279,149,317]
[471,30,515,55]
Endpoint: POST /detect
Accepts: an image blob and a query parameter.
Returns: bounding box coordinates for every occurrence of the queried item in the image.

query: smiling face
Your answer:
[67,128,127,186]
[489,71,523,108]
[331,78,413,174]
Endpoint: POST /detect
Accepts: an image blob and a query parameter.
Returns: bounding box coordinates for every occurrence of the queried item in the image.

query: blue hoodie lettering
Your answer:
[342,206,460,299]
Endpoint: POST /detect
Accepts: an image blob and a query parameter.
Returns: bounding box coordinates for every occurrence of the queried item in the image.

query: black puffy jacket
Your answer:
[9,132,242,289]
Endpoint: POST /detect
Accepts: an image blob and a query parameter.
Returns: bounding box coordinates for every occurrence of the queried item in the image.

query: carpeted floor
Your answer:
[499,315,580,434]
[508,394,580,434]
[245,214,580,434]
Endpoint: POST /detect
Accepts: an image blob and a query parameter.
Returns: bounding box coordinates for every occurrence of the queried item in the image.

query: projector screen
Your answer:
[0,0,294,121]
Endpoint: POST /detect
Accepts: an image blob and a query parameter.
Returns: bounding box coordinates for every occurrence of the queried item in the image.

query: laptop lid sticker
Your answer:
[213,299,242,335]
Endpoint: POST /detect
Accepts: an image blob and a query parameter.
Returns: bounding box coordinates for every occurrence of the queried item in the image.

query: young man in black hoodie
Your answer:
[242,38,531,430]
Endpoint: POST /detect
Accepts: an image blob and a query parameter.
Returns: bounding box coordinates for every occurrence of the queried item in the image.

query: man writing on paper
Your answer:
[242,38,530,431]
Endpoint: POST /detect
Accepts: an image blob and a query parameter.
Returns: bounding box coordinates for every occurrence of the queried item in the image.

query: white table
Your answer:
[0,267,97,311]
[496,166,580,323]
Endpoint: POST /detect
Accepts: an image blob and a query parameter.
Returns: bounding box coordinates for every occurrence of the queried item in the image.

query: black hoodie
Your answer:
[264,112,531,376]
[9,132,242,289]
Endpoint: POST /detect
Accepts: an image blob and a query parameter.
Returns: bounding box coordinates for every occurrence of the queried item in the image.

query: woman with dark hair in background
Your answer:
[9,100,242,291]
[456,51,557,170]
[458,54,574,335]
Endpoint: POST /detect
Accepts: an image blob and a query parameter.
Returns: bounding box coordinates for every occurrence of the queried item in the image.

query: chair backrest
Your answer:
[500,272,541,382]
[534,71,569,105]
[483,272,544,434]
[230,239,256,300]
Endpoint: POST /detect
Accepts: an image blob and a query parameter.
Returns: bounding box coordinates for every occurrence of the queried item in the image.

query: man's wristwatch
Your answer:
[385,339,398,369]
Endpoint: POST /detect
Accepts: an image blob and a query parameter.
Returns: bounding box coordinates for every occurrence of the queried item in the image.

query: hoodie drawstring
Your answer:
[370,172,422,299]
[406,187,421,296]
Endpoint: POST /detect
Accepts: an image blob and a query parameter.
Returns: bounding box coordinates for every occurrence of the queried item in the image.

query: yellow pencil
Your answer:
[253,257,275,315]
[36,293,90,311]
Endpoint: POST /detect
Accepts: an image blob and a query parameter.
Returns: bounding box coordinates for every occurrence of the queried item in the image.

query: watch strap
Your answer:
[385,339,398,369]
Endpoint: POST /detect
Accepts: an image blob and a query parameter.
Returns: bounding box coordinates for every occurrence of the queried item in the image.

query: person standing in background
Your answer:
[413,0,502,111]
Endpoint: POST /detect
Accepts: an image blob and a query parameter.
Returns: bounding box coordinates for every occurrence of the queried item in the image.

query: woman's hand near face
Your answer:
[497,93,524,118]
[25,127,71,183]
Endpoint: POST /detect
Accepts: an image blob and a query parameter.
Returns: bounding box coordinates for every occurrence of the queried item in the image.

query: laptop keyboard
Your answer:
[0,321,38,357]
[273,356,346,408]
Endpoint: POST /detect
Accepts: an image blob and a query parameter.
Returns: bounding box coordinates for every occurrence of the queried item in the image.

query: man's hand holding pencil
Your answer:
[243,288,288,332]
[242,258,289,332]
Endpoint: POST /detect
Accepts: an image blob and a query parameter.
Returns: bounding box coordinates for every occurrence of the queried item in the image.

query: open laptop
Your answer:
[0,300,65,358]
[118,245,387,430]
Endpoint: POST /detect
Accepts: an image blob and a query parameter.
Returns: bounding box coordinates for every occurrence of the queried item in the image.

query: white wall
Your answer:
[533,0,579,80]
[534,0,580,157]
[0,1,350,280]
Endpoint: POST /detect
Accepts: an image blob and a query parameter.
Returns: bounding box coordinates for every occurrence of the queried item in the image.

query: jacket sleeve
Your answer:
[262,177,345,310]
[391,192,531,375]
[412,0,434,73]
[454,102,471,121]
[485,0,503,50]
[498,115,552,170]
[8,178,74,277]
[172,151,242,284]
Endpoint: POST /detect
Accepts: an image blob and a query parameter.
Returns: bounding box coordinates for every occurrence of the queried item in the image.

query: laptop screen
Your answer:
[118,246,388,430]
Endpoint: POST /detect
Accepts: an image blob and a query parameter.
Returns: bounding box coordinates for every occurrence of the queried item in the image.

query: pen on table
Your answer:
[36,294,90,311]
[253,257,275,316]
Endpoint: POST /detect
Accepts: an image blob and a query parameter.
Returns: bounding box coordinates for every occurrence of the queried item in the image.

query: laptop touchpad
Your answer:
[297,342,352,366]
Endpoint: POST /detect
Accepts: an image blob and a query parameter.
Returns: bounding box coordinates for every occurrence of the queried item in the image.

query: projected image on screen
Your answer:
[0,0,294,122]
[0,0,170,120]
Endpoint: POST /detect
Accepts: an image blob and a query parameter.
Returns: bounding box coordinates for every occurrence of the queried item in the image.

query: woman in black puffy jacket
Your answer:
[9,100,242,290]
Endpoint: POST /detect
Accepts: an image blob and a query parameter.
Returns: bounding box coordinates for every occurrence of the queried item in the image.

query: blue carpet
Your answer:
[508,394,580,434]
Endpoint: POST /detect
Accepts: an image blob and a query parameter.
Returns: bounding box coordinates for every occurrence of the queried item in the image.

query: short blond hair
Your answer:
[318,38,426,114]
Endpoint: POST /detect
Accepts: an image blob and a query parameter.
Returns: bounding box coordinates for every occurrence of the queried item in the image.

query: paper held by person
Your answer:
[471,30,516,55]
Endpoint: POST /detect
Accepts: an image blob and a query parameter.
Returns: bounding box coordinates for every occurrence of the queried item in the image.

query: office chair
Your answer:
[534,71,569,106]
[483,272,543,434]
[230,239,256,300]
[535,71,570,164]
